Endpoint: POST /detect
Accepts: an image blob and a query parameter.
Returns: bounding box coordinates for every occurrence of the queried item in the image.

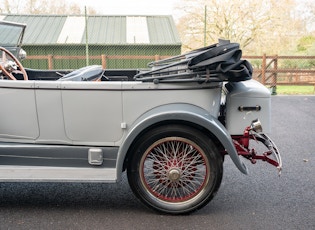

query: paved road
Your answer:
[0,96,314,230]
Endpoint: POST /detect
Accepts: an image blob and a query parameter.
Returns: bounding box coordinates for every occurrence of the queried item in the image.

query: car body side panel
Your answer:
[0,80,248,181]
[0,81,125,145]
[121,82,222,132]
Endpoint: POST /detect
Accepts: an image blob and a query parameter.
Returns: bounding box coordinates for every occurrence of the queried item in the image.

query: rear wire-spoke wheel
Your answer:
[127,125,223,214]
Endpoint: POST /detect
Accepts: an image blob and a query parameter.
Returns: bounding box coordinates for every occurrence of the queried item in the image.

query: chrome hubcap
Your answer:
[168,168,181,182]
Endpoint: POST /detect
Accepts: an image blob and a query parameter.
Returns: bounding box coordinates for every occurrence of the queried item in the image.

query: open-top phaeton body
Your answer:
[0,21,281,214]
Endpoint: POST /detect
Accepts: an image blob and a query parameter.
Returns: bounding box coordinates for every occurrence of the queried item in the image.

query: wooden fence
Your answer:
[26,54,315,87]
[25,54,170,70]
[244,55,315,85]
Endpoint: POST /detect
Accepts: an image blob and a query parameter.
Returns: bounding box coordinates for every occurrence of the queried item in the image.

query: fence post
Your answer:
[48,55,53,70]
[101,55,107,69]
[262,54,266,85]
[271,55,278,95]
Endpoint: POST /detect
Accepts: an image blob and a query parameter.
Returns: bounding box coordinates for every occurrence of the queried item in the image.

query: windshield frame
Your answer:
[0,20,26,47]
[0,20,26,59]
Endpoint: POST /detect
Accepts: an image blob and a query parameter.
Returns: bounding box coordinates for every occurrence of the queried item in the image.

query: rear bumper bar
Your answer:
[232,125,282,176]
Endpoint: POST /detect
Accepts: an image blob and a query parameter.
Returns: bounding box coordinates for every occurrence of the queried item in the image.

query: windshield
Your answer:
[0,21,26,47]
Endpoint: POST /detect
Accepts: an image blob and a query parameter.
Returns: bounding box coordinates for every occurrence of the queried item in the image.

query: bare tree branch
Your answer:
[176,0,307,54]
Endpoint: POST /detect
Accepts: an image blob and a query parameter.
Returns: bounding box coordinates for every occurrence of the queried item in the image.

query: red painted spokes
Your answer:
[140,137,209,202]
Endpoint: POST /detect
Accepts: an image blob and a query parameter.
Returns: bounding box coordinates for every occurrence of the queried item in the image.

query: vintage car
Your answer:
[0,21,281,214]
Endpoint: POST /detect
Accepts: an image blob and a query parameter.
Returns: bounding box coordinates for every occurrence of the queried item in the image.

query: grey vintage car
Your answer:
[0,21,281,214]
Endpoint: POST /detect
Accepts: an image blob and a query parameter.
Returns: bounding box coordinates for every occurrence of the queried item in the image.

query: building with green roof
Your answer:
[0,14,181,69]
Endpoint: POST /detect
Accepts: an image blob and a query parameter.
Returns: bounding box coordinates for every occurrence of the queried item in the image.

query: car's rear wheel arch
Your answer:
[123,120,224,172]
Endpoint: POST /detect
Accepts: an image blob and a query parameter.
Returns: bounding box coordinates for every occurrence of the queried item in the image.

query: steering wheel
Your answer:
[0,46,28,80]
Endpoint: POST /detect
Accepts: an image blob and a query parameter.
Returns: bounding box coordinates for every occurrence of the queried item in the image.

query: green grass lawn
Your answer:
[271,85,315,95]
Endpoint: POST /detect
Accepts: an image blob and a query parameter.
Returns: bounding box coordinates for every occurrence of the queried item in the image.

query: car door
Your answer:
[0,80,39,141]
[60,81,124,145]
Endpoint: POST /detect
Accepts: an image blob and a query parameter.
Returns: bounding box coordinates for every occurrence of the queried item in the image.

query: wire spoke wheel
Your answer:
[127,125,223,214]
[141,137,209,202]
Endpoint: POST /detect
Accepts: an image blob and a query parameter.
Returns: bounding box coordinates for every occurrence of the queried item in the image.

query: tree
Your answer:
[1,0,19,13]
[0,0,97,15]
[294,0,315,32]
[296,35,315,54]
[176,0,307,54]
[176,0,271,52]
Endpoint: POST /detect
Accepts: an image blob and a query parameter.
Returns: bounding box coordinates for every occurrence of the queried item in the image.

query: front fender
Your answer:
[116,103,248,180]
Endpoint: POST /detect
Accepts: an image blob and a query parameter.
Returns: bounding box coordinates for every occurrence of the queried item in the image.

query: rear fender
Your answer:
[116,103,248,180]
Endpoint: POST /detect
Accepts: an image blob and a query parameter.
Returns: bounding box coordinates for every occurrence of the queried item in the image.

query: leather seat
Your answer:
[57,65,103,81]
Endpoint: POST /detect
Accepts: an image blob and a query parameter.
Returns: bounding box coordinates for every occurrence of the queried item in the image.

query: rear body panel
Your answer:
[225,80,271,135]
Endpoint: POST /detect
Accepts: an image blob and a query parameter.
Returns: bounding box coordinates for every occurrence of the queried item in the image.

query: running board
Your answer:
[0,166,117,182]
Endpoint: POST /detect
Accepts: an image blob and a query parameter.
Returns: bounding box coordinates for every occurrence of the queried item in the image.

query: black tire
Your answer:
[127,124,223,214]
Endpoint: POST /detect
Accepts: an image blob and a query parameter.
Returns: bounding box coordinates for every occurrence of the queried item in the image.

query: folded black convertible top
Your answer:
[134,39,252,83]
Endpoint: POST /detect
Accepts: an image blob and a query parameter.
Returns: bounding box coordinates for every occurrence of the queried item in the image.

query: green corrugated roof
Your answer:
[147,16,180,44]
[84,16,127,44]
[1,14,181,45]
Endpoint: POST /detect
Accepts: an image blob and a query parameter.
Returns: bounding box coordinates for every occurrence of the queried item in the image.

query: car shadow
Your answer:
[0,173,150,214]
